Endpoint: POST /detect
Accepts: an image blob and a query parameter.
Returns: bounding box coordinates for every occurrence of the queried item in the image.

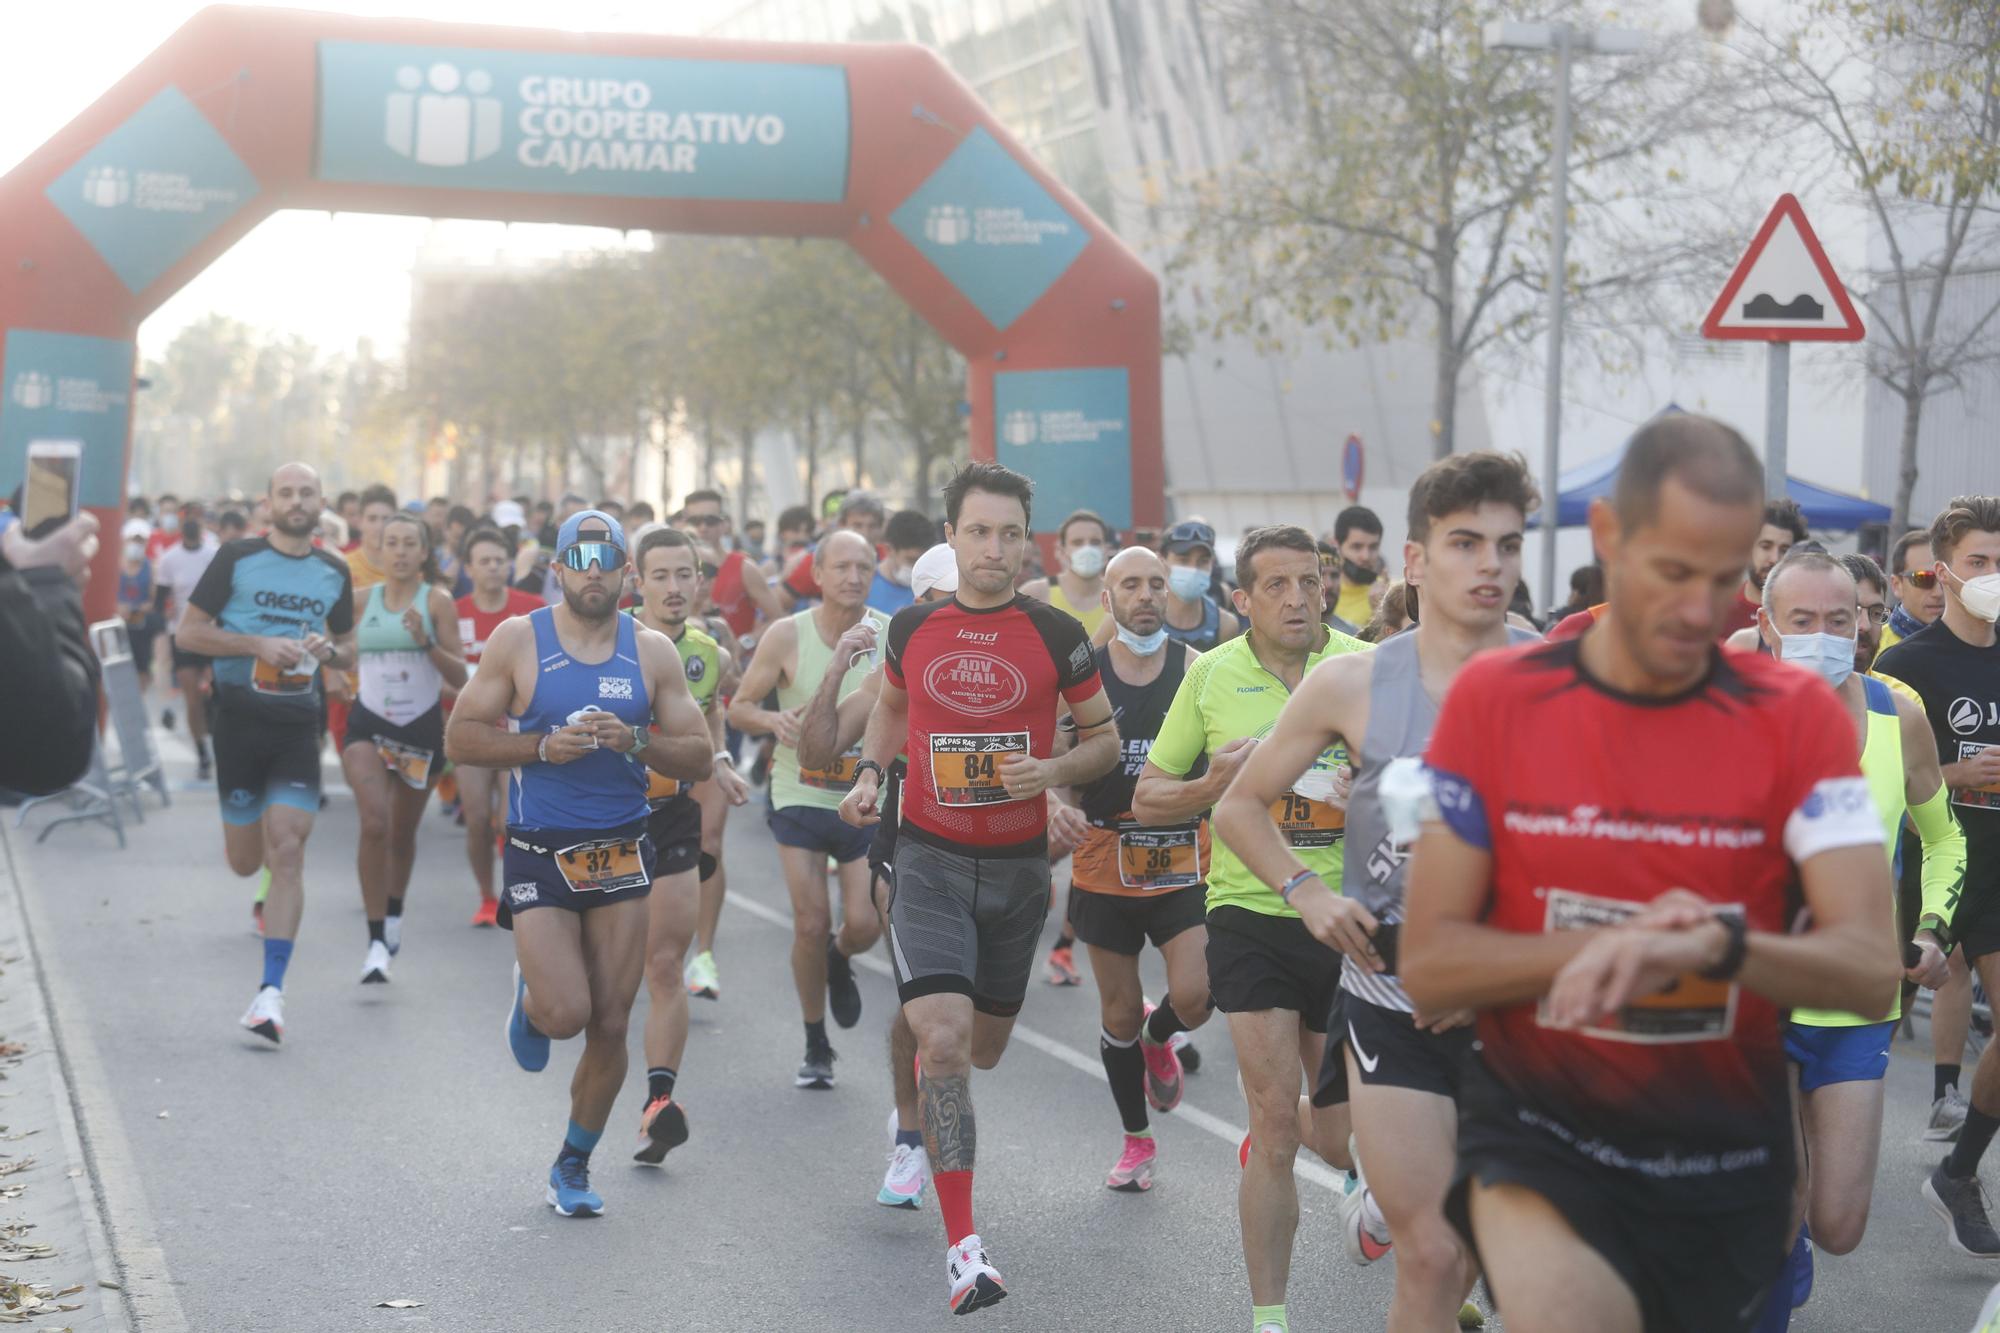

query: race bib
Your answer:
[646,768,683,804]
[252,652,319,697]
[1955,742,2000,811]
[1536,889,1739,1044]
[800,749,862,793]
[375,738,434,790]
[1272,790,1344,848]
[1117,823,1202,891]
[930,732,1030,807]
[555,838,649,894]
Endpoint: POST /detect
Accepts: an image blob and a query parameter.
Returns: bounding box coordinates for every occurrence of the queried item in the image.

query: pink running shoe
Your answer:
[1106,1133,1157,1192]
[1139,1006,1185,1112]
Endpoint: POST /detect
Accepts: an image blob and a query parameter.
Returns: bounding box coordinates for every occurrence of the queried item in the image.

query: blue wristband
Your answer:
[1279,868,1318,902]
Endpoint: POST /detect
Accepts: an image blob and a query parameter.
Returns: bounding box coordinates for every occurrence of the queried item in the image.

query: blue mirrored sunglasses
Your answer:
[561,541,624,572]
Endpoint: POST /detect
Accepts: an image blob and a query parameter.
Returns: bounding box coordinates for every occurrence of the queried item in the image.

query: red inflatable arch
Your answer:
[0,5,1161,621]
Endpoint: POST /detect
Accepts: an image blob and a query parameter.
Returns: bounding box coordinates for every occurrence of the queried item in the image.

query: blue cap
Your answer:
[557,508,627,554]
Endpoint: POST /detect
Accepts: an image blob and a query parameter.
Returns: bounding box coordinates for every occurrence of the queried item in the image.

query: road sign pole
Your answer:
[1764,341,1789,500]
[1538,24,1575,616]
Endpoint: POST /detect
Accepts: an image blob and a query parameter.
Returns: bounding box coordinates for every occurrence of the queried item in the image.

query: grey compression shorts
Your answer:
[886,838,1049,1018]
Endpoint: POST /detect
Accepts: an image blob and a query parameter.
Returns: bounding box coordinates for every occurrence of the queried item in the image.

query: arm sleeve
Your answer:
[1776,684,1884,863]
[187,544,236,618]
[1908,783,1968,944]
[0,564,100,796]
[1422,657,1495,849]
[1146,662,1208,778]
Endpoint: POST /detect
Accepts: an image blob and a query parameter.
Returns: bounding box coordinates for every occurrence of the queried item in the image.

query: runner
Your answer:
[1021,509,1111,637]
[868,509,937,616]
[1881,528,1946,653]
[453,527,545,927]
[1158,520,1241,652]
[1132,523,1364,1333]
[156,509,221,779]
[838,463,1118,1313]
[1399,415,1900,1332]
[174,463,356,1045]
[1749,547,1962,1324]
[338,511,464,981]
[627,525,750,1162]
[685,542,746,1003]
[444,510,711,1218]
[1875,496,2000,1257]
[728,529,891,1089]
[1328,506,1384,629]
[1053,546,1213,1193]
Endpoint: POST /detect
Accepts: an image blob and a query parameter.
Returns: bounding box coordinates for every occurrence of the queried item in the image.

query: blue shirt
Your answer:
[867,570,914,616]
[508,607,652,831]
[187,538,354,716]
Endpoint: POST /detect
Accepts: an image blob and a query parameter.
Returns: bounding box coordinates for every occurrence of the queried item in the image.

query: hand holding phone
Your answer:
[22,441,81,537]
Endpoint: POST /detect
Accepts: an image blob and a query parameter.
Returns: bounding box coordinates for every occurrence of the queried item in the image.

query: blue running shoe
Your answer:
[506,963,550,1072]
[546,1156,602,1217]
[1789,1222,1813,1309]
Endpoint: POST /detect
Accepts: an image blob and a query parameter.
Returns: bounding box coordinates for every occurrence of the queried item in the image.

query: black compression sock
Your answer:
[1948,1107,2000,1178]
[386,896,404,917]
[647,1066,678,1102]
[1939,1064,1963,1102]
[1099,1030,1150,1134]
[1055,924,1077,950]
[805,1019,828,1050]
[367,918,386,944]
[1145,1000,1190,1045]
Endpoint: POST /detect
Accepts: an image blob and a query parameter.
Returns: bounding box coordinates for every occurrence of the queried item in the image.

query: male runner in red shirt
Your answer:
[453,527,543,925]
[840,462,1119,1315]
[1402,414,1901,1332]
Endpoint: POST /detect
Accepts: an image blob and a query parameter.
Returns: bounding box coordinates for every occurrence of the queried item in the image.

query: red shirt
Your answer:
[884,595,1103,856]
[709,550,757,642]
[1717,588,1760,639]
[456,588,544,667]
[1425,638,1879,1202]
[1546,604,1603,641]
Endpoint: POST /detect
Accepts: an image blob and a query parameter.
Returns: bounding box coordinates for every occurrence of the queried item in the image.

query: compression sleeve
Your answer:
[1909,782,1968,948]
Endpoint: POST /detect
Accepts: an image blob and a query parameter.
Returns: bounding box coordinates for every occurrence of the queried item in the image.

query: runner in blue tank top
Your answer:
[445,510,712,1220]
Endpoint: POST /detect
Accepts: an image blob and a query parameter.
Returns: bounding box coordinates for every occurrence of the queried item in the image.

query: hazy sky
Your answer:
[1,0,744,359]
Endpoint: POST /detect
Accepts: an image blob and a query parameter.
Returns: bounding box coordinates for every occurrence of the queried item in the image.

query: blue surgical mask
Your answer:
[1168,565,1209,601]
[1115,623,1169,656]
[1778,631,1856,687]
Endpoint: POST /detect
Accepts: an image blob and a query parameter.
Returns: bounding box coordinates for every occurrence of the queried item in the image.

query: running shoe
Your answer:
[1924,1158,2000,1257]
[251,900,265,937]
[633,1095,689,1165]
[1044,945,1080,987]
[796,1040,837,1090]
[360,940,392,985]
[1341,1178,1393,1264]
[239,986,283,1045]
[1170,1030,1202,1073]
[1928,1085,1971,1142]
[384,915,403,957]
[1139,1005,1185,1112]
[685,950,720,1000]
[506,962,550,1073]
[1105,1133,1157,1192]
[471,897,499,928]
[1239,1131,1251,1169]
[879,1107,928,1209]
[1457,1300,1486,1328]
[827,938,862,1029]
[1973,1279,2000,1332]
[161,707,175,731]
[197,754,213,782]
[546,1156,603,1218]
[945,1234,1006,1314]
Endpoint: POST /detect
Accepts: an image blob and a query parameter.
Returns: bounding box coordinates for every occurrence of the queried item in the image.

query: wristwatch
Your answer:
[853,759,886,786]
[629,724,649,753]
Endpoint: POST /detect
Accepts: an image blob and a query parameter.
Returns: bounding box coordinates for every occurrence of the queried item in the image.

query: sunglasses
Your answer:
[686,513,726,528]
[1902,568,1939,589]
[561,541,624,572]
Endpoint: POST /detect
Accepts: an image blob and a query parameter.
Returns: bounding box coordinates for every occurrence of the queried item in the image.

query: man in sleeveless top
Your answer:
[728,529,891,1090]
[1049,546,1214,1193]
[1021,508,1109,638]
[446,511,712,1219]
[1216,453,1541,1331]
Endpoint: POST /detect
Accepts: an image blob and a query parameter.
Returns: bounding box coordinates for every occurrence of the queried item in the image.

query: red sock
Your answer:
[933,1169,975,1245]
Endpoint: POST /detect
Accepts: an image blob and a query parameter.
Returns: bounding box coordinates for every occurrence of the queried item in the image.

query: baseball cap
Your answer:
[1164,520,1216,556]
[557,508,627,555]
[910,543,959,599]
[491,499,526,529]
[121,517,151,542]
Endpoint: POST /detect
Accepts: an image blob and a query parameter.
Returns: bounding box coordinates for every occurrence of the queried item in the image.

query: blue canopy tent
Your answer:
[1534,406,1892,530]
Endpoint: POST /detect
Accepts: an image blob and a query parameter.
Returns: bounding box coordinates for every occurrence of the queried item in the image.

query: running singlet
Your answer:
[708,549,758,642]
[1047,583,1106,637]
[883,595,1103,856]
[188,537,355,716]
[1877,620,2000,876]
[1070,643,1210,897]
[1149,627,1369,918]
[637,619,722,805]
[771,607,890,813]
[355,584,441,726]
[507,607,651,830]
[1162,596,1221,652]
[1425,639,1881,1205]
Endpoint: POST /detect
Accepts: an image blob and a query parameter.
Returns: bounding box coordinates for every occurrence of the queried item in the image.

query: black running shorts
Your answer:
[645,797,702,878]
[211,690,322,826]
[1205,905,1340,1032]
[1067,884,1205,956]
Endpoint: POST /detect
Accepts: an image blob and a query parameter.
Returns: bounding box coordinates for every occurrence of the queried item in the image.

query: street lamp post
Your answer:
[1484,20,1645,614]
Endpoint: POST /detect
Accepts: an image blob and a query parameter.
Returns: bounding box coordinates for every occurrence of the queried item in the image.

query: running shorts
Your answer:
[886,838,1048,1018]
[1205,905,1340,1032]
[769,803,872,864]
[1956,876,2000,964]
[499,820,654,929]
[169,635,208,674]
[343,702,444,790]
[1320,992,1475,1103]
[645,797,702,878]
[211,691,322,826]
[1067,884,1205,956]
[1784,1019,1894,1092]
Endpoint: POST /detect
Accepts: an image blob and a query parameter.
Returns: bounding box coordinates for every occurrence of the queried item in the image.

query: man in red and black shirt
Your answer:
[1401,415,1900,1333]
[841,462,1118,1316]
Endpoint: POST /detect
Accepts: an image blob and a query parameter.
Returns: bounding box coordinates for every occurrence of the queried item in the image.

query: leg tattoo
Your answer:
[920,1071,976,1172]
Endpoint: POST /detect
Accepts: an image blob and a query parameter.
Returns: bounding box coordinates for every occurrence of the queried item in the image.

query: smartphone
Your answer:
[22,440,81,535]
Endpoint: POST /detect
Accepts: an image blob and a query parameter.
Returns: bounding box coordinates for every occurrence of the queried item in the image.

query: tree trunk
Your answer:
[851,418,866,491]
[1892,383,1925,538]
[1431,240,1459,460]
[738,425,756,528]
[803,404,820,504]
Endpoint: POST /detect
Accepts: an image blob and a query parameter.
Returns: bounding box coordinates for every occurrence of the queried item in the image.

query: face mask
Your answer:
[892,562,915,586]
[1067,545,1106,579]
[157,510,177,530]
[1778,631,1856,688]
[1342,558,1378,586]
[1954,571,2000,624]
[124,540,145,561]
[1115,623,1169,656]
[1168,565,1209,601]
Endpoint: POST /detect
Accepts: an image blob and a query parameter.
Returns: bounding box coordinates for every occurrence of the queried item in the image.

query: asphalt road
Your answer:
[14,736,2000,1332]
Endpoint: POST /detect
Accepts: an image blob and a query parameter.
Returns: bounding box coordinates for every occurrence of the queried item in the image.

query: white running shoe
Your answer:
[239,986,283,1044]
[1341,1141,1393,1265]
[945,1234,1006,1314]
[879,1104,929,1209]
[360,940,392,984]
[384,914,403,957]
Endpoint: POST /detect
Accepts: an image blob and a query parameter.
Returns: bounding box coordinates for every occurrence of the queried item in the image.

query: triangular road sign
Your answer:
[1702,194,1865,342]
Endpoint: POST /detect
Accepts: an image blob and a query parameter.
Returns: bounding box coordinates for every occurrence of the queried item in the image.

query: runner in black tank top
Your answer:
[1053,547,1216,1193]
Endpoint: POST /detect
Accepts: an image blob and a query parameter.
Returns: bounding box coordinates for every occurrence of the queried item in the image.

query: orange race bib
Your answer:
[1271,790,1344,849]
[930,732,1029,807]
[646,769,683,804]
[252,653,318,697]
[1117,824,1203,891]
[1536,889,1739,1043]
[800,749,862,793]
[375,738,434,790]
[1956,742,2000,811]
[555,838,649,894]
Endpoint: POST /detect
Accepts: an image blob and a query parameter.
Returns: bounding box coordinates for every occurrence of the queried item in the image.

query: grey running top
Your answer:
[1341,625,1541,1013]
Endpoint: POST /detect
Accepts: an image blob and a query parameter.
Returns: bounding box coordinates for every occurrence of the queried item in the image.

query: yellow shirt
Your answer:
[1334,580,1374,627]
[1048,581,1106,636]
[345,545,387,592]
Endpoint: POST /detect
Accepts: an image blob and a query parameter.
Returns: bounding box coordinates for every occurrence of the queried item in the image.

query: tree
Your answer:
[1173,0,1742,458]
[1734,0,2000,533]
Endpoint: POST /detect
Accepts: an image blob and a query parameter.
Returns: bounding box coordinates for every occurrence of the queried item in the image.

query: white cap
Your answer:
[121,518,151,542]
[491,500,527,529]
[910,543,959,599]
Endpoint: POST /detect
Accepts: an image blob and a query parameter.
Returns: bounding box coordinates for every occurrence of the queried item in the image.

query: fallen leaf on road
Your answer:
[54,1285,79,1297]
[95,1281,120,1291]
[374,1298,426,1309]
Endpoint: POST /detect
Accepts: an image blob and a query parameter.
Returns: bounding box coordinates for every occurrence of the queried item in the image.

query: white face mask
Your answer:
[1953,571,2000,624]
[124,540,146,561]
[1067,544,1106,579]
[892,562,915,586]
[1778,630,1856,688]
[1114,623,1168,656]
[1167,565,1209,602]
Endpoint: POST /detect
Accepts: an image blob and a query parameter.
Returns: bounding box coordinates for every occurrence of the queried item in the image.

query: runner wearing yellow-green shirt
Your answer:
[1133,524,1366,1333]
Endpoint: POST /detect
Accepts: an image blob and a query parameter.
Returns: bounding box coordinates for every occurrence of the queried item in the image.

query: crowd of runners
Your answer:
[112,417,2000,1331]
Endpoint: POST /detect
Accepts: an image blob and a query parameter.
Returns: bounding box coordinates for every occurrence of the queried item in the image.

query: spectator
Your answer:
[116,523,161,693]
[1329,505,1384,627]
[0,514,101,796]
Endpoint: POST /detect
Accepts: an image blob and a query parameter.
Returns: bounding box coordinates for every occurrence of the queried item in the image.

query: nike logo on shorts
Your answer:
[1348,1021,1380,1074]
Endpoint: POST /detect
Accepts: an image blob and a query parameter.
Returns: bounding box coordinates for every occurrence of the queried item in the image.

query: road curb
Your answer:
[0,819,189,1333]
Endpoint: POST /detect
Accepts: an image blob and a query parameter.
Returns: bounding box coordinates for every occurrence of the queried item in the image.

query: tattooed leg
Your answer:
[921,1070,976,1172]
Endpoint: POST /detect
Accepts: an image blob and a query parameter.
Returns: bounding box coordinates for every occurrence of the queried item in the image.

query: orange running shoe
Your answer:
[634,1095,689,1165]
[471,897,499,928]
